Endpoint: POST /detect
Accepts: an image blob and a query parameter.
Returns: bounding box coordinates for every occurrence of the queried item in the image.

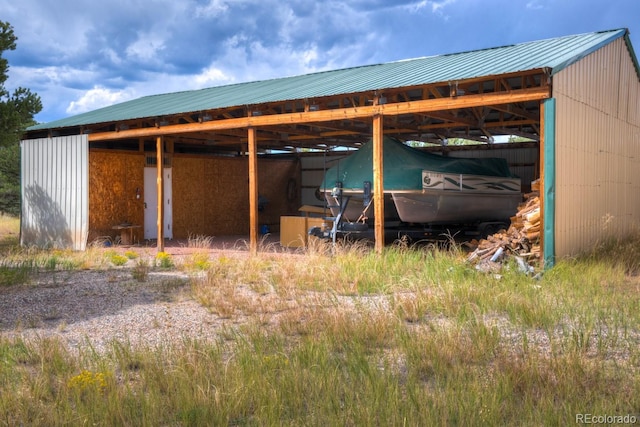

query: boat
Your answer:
[318,137,521,227]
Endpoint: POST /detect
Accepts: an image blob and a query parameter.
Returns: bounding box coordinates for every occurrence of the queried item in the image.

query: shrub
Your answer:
[155,252,173,269]
[132,259,150,282]
[110,254,128,266]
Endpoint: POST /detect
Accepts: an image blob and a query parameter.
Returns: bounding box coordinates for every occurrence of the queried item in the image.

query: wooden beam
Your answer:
[285,114,541,140]
[247,127,258,255]
[418,110,478,127]
[372,114,384,253]
[89,87,550,142]
[490,103,539,120]
[156,136,164,253]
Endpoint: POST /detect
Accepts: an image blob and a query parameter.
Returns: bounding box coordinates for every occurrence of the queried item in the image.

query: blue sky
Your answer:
[2,0,639,124]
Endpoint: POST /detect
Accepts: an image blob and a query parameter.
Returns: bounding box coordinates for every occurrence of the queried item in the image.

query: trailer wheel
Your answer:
[340,222,369,232]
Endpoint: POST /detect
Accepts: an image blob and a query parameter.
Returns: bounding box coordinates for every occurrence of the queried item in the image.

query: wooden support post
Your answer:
[248,127,258,255]
[156,136,165,253]
[372,114,384,253]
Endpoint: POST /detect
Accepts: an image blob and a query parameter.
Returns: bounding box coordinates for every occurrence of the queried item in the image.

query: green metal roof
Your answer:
[29,28,635,131]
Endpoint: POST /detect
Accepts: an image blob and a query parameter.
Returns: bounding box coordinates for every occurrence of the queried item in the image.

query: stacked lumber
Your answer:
[466,180,541,266]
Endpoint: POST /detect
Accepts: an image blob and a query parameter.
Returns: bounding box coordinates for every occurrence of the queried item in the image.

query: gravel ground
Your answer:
[1,250,638,366]
[0,234,303,353]
[0,265,385,356]
[0,268,225,353]
[0,265,553,359]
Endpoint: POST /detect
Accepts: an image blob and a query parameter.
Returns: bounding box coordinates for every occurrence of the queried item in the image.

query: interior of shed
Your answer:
[24,68,550,252]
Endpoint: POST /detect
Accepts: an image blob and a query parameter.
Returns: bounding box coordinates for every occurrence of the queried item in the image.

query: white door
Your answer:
[144,167,173,239]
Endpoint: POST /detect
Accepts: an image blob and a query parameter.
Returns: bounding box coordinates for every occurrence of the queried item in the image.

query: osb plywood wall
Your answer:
[88,150,145,243]
[172,155,301,238]
[89,150,301,241]
[257,157,302,230]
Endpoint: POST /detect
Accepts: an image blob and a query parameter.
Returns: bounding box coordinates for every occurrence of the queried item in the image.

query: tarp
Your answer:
[320,137,516,191]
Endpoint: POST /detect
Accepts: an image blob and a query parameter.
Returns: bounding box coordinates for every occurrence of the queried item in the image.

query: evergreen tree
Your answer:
[0,21,42,216]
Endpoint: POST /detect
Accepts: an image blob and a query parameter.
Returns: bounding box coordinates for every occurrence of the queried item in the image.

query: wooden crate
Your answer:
[280,216,327,247]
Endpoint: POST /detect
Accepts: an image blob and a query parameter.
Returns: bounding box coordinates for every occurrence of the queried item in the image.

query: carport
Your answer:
[22,29,640,266]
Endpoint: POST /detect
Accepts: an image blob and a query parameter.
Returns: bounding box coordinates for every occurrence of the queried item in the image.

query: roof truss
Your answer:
[32,69,550,153]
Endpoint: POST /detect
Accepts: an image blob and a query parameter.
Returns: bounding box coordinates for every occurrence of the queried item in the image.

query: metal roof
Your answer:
[29,28,634,131]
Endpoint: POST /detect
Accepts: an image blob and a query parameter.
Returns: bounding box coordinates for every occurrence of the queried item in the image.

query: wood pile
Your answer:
[466,180,541,266]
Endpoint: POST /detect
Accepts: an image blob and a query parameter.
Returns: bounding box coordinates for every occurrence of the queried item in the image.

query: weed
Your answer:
[187,234,215,249]
[67,369,109,392]
[0,264,32,286]
[0,214,19,252]
[131,259,150,282]
[110,254,128,266]
[183,252,210,271]
[155,278,189,302]
[155,252,174,269]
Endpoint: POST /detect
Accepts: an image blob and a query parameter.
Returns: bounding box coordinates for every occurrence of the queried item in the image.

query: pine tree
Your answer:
[0,21,42,215]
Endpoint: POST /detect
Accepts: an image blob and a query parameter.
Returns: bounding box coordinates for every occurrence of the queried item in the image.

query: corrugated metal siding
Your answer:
[29,29,628,131]
[300,153,348,207]
[21,135,89,250]
[553,37,640,257]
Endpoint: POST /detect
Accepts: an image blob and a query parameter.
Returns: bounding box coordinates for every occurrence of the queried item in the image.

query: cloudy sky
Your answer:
[2,0,639,124]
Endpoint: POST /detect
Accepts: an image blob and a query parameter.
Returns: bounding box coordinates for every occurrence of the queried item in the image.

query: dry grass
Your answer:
[0,213,19,250]
[1,229,640,424]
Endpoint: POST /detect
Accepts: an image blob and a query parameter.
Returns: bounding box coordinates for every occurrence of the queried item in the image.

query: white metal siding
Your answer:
[553,37,640,257]
[300,153,348,207]
[21,135,89,250]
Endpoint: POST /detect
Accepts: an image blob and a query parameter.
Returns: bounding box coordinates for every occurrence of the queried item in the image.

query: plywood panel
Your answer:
[258,158,302,230]
[172,157,205,236]
[171,155,300,239]
[88,150,144,243]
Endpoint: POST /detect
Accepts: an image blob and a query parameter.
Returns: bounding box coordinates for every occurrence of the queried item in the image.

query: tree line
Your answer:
[0,21,42,216]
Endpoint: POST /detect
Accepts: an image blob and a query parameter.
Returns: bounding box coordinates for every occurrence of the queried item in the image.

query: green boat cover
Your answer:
[321,137,516,191]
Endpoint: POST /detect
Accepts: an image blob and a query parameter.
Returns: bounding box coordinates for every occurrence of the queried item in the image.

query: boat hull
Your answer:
[321,170,521,225]
[391,190,520,224]
[391,171,522,224]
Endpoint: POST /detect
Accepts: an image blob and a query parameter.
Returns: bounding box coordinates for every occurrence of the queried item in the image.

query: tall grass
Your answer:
[1,235,640,424]
[0,213,19,253]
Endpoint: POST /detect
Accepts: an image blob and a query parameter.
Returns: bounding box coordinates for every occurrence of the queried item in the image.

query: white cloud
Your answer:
[8,65,96,92]
[301,48,319,68]
[431,0,457,13]
[406,0,457,14]
[125,31,166,62]
[206,38,328,83]
[526,1,544,10]
[101,47,123,66]
[66,86,133,115]
[193,66,235,87]
[195,0,229,18]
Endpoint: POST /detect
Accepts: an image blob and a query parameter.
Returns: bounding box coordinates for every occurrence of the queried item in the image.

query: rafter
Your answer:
[90,86,546,142]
